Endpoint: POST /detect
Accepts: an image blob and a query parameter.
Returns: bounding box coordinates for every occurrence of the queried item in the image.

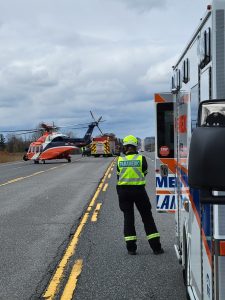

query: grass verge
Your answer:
[0,152,23,163]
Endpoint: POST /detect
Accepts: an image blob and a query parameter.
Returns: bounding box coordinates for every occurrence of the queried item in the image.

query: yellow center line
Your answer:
[91,203,102,222]
[60,259,83,300]
[6,177,24,184]
[102,183,108,192]
[108,173,111,179]
[0,164,68,187]
[43,213,89,299]
[24,171,45,178]
[48,164,67,171]
[49,166,59,170]
[42,158,115,300]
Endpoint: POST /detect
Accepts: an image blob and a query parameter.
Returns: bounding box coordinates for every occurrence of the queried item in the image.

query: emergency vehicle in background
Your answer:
[91,134,116,157]
[155,1,225,299]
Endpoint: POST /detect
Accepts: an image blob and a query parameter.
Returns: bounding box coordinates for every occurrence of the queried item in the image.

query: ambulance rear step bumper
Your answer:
[187,286,197,300]
[174,244,182,264]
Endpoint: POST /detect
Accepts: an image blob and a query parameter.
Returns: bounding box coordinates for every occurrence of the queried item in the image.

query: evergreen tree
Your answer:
[0,134,6,150]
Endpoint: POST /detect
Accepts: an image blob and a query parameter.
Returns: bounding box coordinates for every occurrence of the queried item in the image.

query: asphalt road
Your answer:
[0,155,114,300]
[67,152,187,300]
[0,153,186,300]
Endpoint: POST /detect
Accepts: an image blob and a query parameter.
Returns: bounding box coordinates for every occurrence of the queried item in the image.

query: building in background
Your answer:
[144,137,155,152]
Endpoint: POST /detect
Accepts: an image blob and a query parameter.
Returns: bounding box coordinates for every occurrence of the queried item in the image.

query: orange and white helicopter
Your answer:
[2,112,103,164]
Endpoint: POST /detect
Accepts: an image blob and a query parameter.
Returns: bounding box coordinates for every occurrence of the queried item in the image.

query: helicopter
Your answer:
[1,112,104,164]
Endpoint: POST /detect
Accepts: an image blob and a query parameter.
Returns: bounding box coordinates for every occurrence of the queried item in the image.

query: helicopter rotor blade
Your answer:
[95,115,104,135]
[57,122,92,129]
[90,110,97,122]
[97,125,104,135]
[0,128,38,133]
[97,116,102,123]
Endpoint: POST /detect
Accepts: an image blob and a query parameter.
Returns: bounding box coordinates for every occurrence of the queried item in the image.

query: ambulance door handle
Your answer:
[160,164,168,177]
[183,199,189,212]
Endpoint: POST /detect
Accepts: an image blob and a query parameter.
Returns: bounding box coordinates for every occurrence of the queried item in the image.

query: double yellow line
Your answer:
[43,159,116,300]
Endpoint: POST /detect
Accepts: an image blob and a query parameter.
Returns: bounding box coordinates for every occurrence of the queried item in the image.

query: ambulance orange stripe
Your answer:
[160,158,176,174]
[177,168,212,267]
[156,190,174,194]
[155,94,166,103]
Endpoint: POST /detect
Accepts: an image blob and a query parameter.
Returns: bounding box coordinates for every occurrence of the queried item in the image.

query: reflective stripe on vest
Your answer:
[117,154,146,185]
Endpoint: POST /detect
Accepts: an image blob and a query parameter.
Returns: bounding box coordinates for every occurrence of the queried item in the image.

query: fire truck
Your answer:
[90,135,116,157]
[155,1,225,299]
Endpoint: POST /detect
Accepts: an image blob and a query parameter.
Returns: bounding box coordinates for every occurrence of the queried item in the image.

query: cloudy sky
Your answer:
[0,0,209,138]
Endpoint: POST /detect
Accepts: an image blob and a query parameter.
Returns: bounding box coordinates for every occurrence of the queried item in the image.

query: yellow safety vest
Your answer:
[117,154,146,185]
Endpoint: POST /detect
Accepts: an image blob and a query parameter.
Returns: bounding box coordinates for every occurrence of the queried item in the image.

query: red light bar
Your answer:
[220,241,225,256]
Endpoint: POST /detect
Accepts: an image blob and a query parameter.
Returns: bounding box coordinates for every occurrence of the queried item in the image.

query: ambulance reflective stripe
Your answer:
[147,233,160,240]
[124,236,137,241]
[118,155,145,185]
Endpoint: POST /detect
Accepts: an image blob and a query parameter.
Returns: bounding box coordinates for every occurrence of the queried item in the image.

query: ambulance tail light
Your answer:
[219,241,225,256]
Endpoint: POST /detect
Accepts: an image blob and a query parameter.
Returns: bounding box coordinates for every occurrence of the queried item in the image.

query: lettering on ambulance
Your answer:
[156,175,186,189]
[156,175,177,189]
[156,195,176,210]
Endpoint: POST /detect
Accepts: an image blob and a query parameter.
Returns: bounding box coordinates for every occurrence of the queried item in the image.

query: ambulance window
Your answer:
[171,76,175,90]
[182,58,190,84]
[200,101,225,126]
[191,84,199,131]
[176,69,181,90]
[157,103,174,158]
[198,27,211,69]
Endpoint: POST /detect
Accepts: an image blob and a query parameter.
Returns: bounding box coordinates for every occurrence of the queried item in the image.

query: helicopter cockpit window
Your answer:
[199,101,225,127]
[52,136,64,142]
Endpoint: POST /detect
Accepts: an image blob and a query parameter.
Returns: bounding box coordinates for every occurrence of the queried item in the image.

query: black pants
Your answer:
[117,186,161,252]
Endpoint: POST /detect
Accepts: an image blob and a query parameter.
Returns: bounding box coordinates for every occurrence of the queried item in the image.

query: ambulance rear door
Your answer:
[155,93,176,213]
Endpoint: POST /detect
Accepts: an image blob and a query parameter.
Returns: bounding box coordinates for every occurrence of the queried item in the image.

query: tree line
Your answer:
[0,134,31,153]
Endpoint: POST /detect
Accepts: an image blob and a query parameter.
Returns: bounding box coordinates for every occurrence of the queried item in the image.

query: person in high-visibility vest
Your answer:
[117,135,164,255]
[81,147,85,157]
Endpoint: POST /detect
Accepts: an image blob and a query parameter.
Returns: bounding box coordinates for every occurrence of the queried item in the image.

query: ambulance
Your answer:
[155,1,225,299]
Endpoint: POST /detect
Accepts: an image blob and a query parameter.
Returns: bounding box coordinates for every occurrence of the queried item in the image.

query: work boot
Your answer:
[126,241,137,255]
[148,237,162,253]
[153,248,164,255]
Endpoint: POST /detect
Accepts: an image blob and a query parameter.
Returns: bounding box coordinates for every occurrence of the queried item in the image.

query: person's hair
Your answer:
[123,144,137,154]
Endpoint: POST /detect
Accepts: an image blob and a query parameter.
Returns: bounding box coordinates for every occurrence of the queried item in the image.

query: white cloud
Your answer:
[113,0,167,13]
[0,0,209,137]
